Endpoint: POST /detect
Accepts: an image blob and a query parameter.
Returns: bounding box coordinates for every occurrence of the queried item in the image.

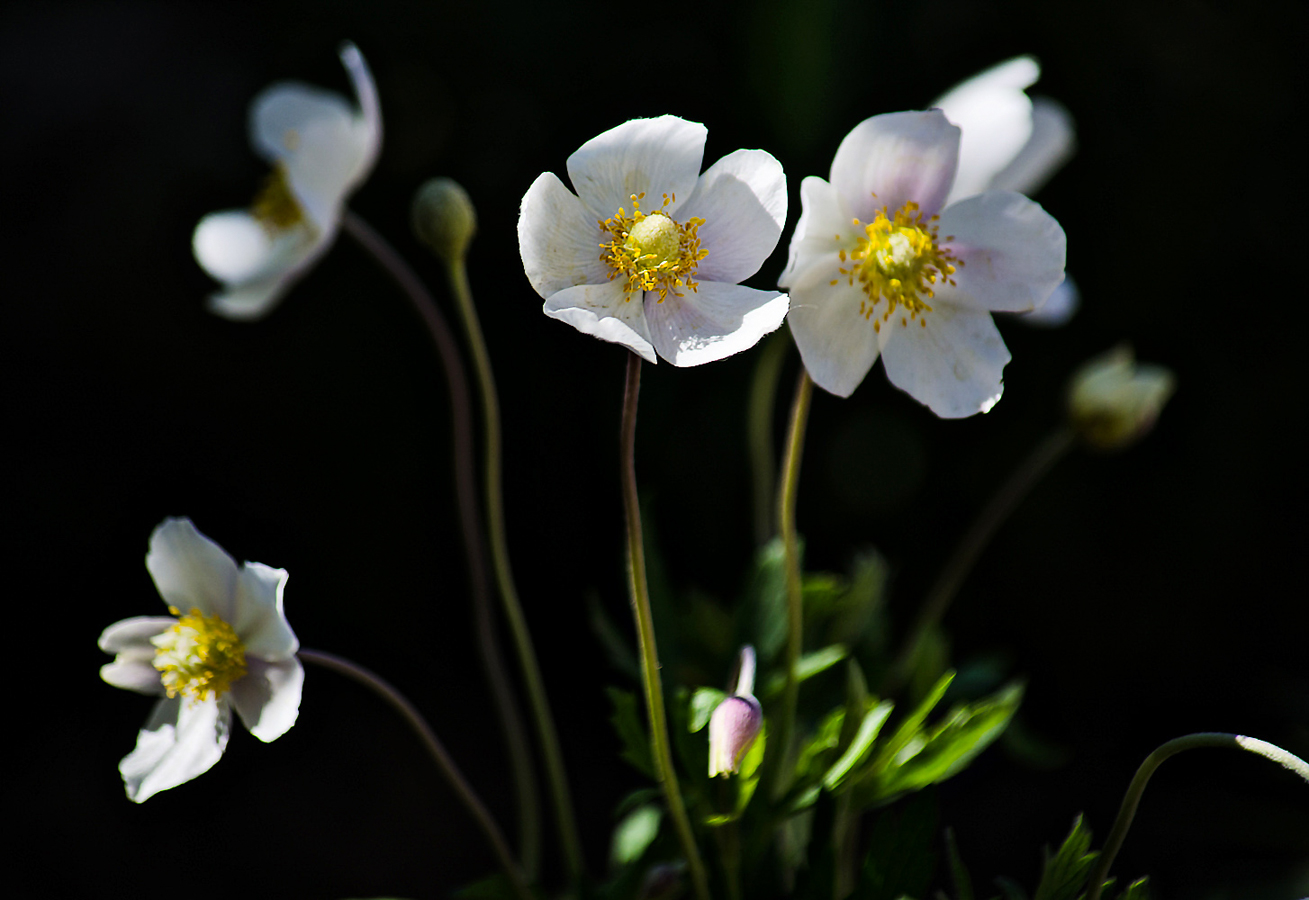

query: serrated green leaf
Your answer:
[1114,876,1151,900]
[870,671,955,773]
[611,804,662,867]
[607,687,655,778]
[823,700,894,790]
[761,644,850,697]
[688,687,727,733]
[1033,815,1099,900]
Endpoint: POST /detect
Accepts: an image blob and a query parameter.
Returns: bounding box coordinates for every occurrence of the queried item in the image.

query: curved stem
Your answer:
[771,368,813,797]
[885,425,1075,695]
[748,332,790,546]
[440,253,584,880]
[298,649,533,900]
[621,352,711,900]
[341,211,541,876]
[1085,732,1309,900]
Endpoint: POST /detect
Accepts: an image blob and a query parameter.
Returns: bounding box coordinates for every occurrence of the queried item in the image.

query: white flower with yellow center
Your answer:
[193,42,381,321]
[780,109,1066,417]
[518,116,789,365]
[98,518,302,802]
[933,55,1078,327]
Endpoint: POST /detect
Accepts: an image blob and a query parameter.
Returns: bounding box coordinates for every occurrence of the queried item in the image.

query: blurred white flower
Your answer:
[518,115,789,366]
[708,646,762,777]
[99,518,303,802]
[1067,345,1176,449]
[781,110,1066,417]
[933,56,1078,327]
[193,43,381,321]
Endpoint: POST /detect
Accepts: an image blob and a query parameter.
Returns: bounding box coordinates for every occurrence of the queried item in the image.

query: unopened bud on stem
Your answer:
[1067,345,1175,451]
[412,177,478,262]
[708,645,762,777]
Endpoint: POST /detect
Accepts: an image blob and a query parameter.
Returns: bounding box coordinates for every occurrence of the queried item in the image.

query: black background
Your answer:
[5,1,1306,898]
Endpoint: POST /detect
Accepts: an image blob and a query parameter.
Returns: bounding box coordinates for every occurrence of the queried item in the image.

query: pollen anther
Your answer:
[844,201,961,325]
[600,193,707,303]
[152,606,248,703]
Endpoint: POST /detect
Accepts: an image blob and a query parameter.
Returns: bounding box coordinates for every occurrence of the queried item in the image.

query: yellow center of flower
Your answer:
[152,606,248,702]
[600,192,708,302]
[251,164,305,233]
[834,201,962,332]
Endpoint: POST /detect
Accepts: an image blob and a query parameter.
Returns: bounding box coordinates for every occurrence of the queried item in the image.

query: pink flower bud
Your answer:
[708,694,763,777]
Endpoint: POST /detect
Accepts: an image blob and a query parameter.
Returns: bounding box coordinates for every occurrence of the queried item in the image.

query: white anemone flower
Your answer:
[933,56,1078,327]
[780,109,1066,417]
[99,518,303,802]
[518,115,789,366]
[193,43,381,321]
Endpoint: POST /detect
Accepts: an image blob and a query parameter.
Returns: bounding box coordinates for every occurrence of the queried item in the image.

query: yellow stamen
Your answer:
[599,192,707,303]
[838,201,962,325]
[152,606,247,703]
[251,164,305,233]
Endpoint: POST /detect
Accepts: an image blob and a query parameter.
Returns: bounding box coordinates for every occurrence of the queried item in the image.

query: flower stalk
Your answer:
[748,332,790,545]
[621,352,711,900]
[298,649,533,900]
[1085,732,1309,900]
[340,210,542,876]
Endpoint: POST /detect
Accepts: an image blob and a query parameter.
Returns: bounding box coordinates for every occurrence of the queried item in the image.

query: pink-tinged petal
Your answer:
[830,110,960,222]
[231,657,304,742]
[936,191,1066,313]
[98,616,176,654]
[232,562,297,660]
[780,176,852,288]
[677,149,787,284]
[934,56,1039,205]
[878,304,1010,418]
[543,281,657,362]
[518,171,611,299]
[786,254,882,398]
[644,282,789,367]
[119,696,231,803]
[101,660,166,695]
[146,518,239,622]
[988,97,1076,197]
[1018,275,1079,327]
[566,116,706,224]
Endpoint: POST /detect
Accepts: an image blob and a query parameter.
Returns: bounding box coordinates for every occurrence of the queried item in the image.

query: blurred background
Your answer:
[5,0,1306,897]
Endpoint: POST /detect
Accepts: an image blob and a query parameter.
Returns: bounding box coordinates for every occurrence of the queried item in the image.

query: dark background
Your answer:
[5,0,1306,898]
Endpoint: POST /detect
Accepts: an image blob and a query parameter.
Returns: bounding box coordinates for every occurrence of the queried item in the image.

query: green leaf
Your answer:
[793,706,847,784]
[607,687,654,778]
[611,803,662,867]
[761,644,850,698]
[1114,877,1151,900]
[871,671,955,774]
[688,687,726,733]
[859,790,938,900]
[823,700,894,790]
[745,537,791,662]
[944,827,975,900]
[828,549,890,650]
[1032,815,1099,900]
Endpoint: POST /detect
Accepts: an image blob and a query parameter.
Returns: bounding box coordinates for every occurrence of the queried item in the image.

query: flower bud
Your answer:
[1067,345,1176,450]
[708,644,762,777]
[411,177,477,262]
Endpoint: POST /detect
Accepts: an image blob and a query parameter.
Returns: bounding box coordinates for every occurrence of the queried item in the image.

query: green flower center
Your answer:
[600,192,708,303]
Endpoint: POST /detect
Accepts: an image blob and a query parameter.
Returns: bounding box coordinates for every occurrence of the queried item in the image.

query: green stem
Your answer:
[885,425,1075,696]
[748,332,790,546]
[621,352,711,900]
[1085,732,1309,900]
[772,368,814,798]
[441,253,584,880]
[340,211,541,876]
[298,649,534,900]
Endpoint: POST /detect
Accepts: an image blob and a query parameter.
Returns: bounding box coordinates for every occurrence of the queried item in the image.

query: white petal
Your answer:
[543,281,656,362]
[935,191,1066,313]
[101,660,166,695]
[677,149,787,284]
[232,562,297,660]
[786,254,882,398]
[193,210,319,284]
[207,278,293,322]
[146,518,238,622]
[829,110,960,221]
[934,57,1039,204]
[517,171,610,299]
[988,97,1076,197]
[1018,275,1079,327]
[338,42,382,185]
[231,656,304,742]
[119,697,230,803]
[98,616,176,654]
[878,304,1010,418]
[644,282,789,367]
[779,176,850,288]
[250,83,356,168]
[566,116,706,223]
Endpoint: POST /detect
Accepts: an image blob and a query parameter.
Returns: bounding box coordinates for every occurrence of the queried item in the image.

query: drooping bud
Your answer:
[708,645,763,777]
[411,177,478,262]
[1067,345,1176,451]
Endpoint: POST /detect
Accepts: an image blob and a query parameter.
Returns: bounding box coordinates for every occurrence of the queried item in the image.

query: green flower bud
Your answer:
[411,177,477,262]
[1067,345,1176,450]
